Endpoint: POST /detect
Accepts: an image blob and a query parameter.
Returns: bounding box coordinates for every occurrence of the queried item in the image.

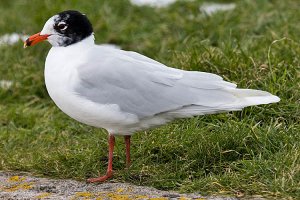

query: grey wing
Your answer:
[75,47,238,119]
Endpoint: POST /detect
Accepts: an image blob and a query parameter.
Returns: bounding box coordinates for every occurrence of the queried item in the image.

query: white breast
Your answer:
[44,44,139,134]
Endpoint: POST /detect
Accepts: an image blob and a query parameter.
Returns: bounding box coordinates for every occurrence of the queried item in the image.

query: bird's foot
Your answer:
[87,170,113,183]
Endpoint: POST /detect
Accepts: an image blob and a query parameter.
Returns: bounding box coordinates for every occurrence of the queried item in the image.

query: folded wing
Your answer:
[75,46,279,120]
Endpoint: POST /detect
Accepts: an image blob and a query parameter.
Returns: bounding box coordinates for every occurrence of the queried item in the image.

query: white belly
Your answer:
[44,47,138,134]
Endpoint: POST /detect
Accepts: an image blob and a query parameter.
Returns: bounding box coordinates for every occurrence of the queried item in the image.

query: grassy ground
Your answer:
[0,0,299,199]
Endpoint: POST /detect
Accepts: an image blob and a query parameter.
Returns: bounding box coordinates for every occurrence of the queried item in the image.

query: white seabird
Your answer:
[24,10,280,182]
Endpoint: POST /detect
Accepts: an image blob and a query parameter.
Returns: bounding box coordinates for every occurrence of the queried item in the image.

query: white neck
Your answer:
[79,34,95,46]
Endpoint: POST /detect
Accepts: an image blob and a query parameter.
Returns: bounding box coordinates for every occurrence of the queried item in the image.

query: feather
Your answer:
[75,45,279,122]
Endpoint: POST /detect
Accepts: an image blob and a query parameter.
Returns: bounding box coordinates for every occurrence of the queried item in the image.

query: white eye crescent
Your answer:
[57,22,68,30]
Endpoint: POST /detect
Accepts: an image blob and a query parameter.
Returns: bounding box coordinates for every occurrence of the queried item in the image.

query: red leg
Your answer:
[124,135,131,168]
[87,134,115,183]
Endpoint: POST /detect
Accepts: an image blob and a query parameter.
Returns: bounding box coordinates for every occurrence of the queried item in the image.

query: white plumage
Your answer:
[44,34,279,134]
[24,10,280,182]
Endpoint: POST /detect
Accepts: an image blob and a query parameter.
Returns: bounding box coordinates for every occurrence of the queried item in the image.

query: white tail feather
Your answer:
[226,89,280,107]
[163,88,280,118]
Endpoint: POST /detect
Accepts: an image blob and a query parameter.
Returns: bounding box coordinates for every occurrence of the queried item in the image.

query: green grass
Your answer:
[0,0,299,199]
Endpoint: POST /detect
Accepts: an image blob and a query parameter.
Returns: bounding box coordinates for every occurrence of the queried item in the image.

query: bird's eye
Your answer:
[57,22,67,30]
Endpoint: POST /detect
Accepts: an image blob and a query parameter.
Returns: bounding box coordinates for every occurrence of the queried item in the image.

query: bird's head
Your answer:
[24,10,93,48]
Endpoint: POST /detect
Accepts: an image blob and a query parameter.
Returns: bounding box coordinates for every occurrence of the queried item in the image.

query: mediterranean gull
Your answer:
[24,10,280,183]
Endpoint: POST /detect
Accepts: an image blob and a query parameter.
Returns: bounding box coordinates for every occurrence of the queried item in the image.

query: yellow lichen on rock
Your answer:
[35,192,52,199]
[8,176,26,182]
[75,191,93,197]
[107,193,131,200]
[4,182,34,192]
[116,188,125,193]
